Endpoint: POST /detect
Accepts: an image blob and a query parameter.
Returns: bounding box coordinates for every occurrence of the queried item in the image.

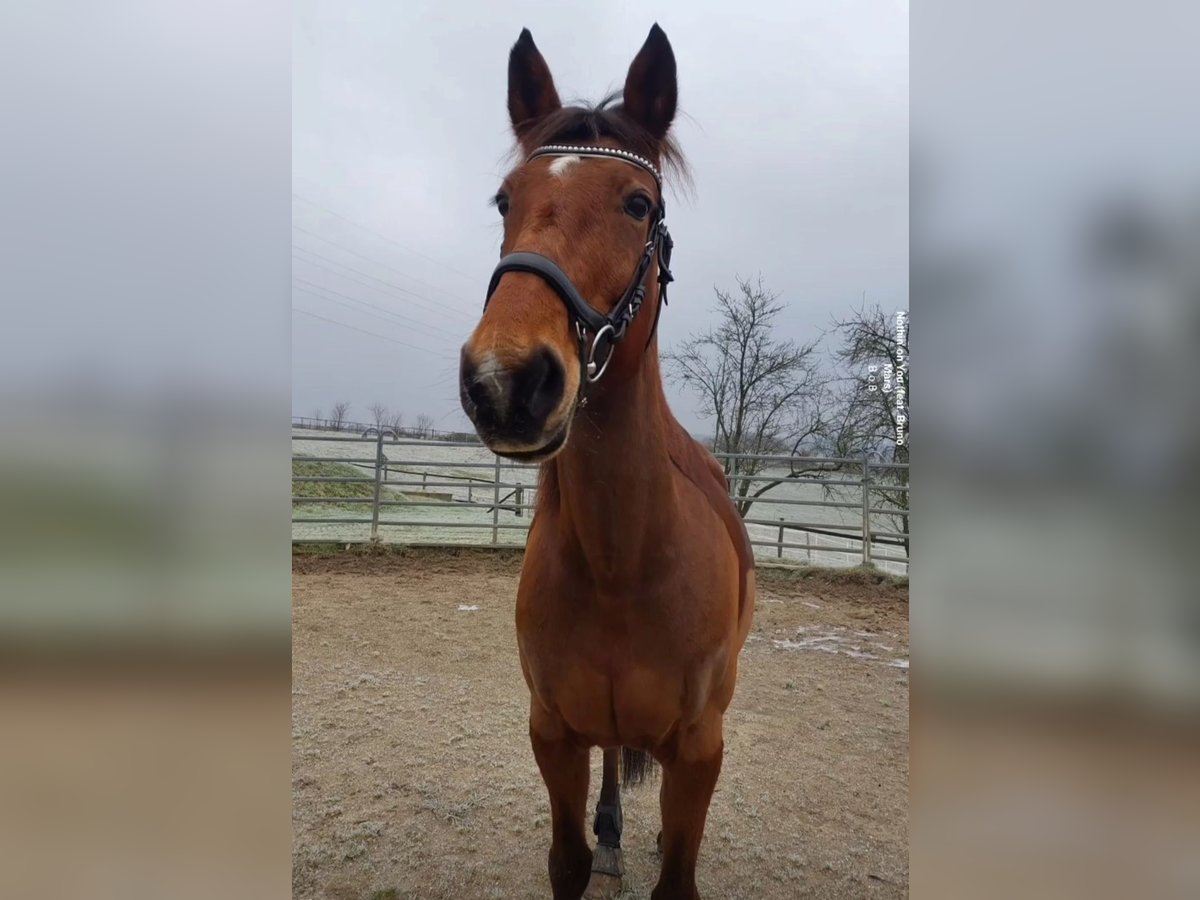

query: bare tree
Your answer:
[826,303,910,554]
[664,276,829,517]
[367,403,390,429]
[387,411,405,434]
[330,401,351,432]
[415,414,435,438]
[827,303,909,462]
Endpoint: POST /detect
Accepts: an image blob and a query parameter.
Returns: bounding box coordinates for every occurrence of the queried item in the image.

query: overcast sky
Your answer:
[292,0,909,434]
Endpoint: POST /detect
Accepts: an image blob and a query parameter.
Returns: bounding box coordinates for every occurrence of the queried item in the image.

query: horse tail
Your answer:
[620,747,657,789]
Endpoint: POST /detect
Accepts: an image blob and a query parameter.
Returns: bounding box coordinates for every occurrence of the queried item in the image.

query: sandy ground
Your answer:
[292,550,908,899]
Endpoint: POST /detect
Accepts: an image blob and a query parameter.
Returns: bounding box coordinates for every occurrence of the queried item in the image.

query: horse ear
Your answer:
[622,23,677,140]
[508,29,561,143]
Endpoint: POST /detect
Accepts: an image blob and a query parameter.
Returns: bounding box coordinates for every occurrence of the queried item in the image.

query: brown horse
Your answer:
[459,24,755,900]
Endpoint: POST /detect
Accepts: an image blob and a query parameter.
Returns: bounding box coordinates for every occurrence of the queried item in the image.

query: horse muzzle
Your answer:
[459,343,573,460]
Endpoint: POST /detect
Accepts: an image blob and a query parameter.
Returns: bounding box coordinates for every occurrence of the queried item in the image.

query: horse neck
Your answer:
[547,348,677,580]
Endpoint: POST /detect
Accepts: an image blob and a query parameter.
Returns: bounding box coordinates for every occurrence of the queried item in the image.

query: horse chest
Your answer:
[516,597,726,747]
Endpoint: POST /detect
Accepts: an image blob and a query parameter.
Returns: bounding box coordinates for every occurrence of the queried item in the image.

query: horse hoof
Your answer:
[583,871,623,899]
[655,829,663,855]
[585,844,624,897]
[590,844,624,878]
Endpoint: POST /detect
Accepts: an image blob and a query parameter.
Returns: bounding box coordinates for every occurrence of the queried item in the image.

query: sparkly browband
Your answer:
[527,144,663,188]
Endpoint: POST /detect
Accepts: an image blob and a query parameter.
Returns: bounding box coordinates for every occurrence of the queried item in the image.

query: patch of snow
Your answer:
[457,604,480,612]
[767,625,906,669]
[844,649,880,660]
[773,638,839,653]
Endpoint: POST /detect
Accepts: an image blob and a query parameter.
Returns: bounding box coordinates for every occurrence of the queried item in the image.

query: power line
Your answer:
[293,284,456,342]
[292,245,477,324]
[292,224,480,313]
[292,192,482,285]
[293,308,451,356]
[292,245,475,325]
[292,278,462,341]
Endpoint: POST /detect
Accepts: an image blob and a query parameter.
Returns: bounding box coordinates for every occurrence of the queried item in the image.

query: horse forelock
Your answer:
[511,93,691,192]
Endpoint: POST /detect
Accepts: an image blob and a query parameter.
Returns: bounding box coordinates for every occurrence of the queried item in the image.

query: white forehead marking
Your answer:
[548,155,580,178]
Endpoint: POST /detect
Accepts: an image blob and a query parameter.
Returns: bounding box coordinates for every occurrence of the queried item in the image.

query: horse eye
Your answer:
[624,194,651,220]
[494,194,510,217]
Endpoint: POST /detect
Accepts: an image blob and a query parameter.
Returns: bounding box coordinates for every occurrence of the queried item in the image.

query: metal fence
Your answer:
[291,415,479,444]
[291,427,909,573]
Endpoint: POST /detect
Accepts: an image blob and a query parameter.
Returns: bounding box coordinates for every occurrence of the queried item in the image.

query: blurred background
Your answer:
[914,1,1200,896]
[0,1,291,898]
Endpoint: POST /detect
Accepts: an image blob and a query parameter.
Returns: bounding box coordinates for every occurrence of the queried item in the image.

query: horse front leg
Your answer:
[651,713,723,900]
[530,703,593,900]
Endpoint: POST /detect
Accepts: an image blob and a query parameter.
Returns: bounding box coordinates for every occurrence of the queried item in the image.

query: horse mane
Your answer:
[514,93,692,191]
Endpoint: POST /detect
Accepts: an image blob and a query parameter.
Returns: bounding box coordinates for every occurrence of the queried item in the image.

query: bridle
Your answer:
[483,144,674,397]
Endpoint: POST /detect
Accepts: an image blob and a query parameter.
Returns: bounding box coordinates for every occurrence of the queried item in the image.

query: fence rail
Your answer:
[291,427,909,574]
[291,415,481,444]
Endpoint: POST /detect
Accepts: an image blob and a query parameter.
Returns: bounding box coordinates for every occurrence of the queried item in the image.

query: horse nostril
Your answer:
[513,347,565,427]
[459,351,498,426]
[466,379,490,408]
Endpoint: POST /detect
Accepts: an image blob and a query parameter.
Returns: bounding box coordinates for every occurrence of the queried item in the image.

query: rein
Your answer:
[483,144,675,397]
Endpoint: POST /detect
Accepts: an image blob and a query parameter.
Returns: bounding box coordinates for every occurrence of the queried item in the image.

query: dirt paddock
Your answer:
[292,550,908,899]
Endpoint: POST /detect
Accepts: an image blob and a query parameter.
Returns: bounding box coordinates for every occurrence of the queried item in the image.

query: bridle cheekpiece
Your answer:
[483,144,675,397]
